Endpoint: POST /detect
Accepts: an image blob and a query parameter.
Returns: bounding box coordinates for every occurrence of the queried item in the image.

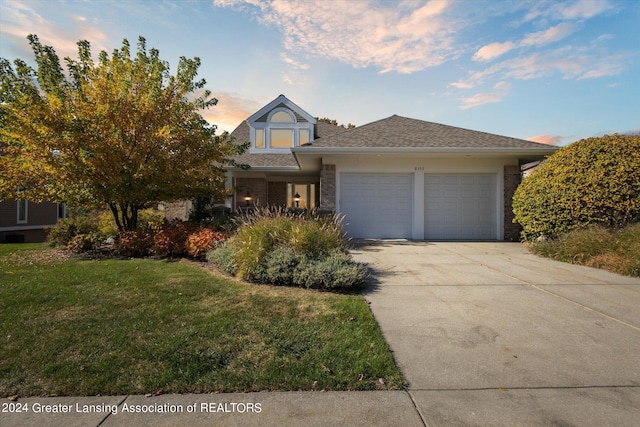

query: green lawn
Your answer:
[0,242,47,256]
[0,245,404,397]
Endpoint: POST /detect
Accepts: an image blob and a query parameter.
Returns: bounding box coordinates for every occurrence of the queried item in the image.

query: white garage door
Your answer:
[340,174,412,238]
[424,174,497,240]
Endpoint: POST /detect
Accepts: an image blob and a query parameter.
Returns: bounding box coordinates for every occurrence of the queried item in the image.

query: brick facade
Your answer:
[267,181,287,207]
[319,164,336,212]
[503,165,522,241]
[235,177,268,210]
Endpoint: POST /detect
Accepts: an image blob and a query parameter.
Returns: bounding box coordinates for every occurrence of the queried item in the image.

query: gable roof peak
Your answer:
[247,94,317,125]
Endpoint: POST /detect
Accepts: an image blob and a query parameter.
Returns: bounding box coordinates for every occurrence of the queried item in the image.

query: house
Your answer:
[0,200,63,243]
[226,95,558,241]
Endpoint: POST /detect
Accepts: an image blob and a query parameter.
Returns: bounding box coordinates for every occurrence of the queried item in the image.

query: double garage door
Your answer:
[340,173,497,240]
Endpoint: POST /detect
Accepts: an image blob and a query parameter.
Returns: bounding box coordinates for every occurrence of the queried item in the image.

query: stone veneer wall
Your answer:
[503,165,522,241]
[320,164,336,212]
[235,177,267,210]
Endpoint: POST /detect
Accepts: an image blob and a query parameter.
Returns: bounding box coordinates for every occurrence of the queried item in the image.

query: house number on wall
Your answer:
[414,167,425,171]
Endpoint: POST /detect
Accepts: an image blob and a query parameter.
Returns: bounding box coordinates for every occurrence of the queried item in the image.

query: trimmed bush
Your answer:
[262,246,300,285]
[513,134,640,239]
[206,242,236,275]
[47,216,98,247]
[185,228,226,259]
[96,210,119,238]
[66,232,105,253]
[116,230,154,257]
[152,221,199,257]
[293,250,367,290]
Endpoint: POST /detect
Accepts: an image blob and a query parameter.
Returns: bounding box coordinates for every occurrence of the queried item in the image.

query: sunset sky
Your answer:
[1,0,638,145]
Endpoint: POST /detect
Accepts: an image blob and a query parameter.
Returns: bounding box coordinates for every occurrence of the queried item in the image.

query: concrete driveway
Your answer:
[351,241,640,427]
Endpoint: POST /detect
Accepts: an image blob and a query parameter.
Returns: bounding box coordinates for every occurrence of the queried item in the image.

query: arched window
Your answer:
[271,111,294,123]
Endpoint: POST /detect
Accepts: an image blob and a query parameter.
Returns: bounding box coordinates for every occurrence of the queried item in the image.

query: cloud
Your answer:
[520,23,576,47]
[0,0,109,62]
[559,0,613,19]
[473,22,576,64]
[472,41,515,62]
[450,80,474,89]
[458,79,510,109]
[200,92,264,133]
[280,52,309,70]
[527,135,564,145]
[459,92,503,109]
[525,0,613,22]
[455,46,629,90]
[493,81,510,90]
[214,0,459,74]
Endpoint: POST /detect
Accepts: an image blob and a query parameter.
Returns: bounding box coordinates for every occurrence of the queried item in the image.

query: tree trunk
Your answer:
[109,202,140,231]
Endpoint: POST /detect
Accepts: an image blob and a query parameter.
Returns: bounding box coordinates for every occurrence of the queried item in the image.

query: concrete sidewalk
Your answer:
[1,391,424,427]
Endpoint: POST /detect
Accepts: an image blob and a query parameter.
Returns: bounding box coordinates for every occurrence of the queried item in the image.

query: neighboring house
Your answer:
[225,94,558,241]
[0,200,63,243]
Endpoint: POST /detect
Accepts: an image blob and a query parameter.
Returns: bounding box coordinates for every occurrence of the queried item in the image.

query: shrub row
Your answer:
[48,215,225,259]
[116,221,225,258]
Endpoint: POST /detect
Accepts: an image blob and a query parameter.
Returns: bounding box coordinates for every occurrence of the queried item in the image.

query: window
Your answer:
[287,183,316,209]
[17,200,28,223]
[299,129,309,145]
[271,129,294,148]
[271,111,294,122]
[255,129,264,148]
[58,203,66,220]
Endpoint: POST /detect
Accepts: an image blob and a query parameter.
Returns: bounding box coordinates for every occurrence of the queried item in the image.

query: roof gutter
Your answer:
[291,146,558,155]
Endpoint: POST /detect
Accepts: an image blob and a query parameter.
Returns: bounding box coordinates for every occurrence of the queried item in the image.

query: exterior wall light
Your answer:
[244,192,251,207]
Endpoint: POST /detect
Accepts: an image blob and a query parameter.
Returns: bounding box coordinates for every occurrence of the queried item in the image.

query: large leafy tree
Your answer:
[1,35,245,230]
[513,134,640,239]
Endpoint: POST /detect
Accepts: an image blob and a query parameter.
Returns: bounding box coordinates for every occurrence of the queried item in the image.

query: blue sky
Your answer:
[1,0,638,145]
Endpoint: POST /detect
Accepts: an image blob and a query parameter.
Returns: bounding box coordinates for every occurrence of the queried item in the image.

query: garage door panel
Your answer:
[340,174,412,239]
[425,174,497,240]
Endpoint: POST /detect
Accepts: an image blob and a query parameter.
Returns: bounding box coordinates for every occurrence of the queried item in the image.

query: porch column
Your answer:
[320,164,336,213]
[503,165,522,241]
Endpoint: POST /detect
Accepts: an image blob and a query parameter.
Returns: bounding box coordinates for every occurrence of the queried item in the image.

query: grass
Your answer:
[0,244,404,397]
[530,223,640,277]
[0,242,47,256]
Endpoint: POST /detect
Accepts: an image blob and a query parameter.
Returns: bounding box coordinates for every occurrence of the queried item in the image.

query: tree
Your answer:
[317,117,355,129]
[513,134,640,239]
[1,35,246,231]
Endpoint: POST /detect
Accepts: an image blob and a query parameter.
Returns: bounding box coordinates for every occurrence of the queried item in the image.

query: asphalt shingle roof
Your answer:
[228,114,555,168]
[305,115,553,149]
